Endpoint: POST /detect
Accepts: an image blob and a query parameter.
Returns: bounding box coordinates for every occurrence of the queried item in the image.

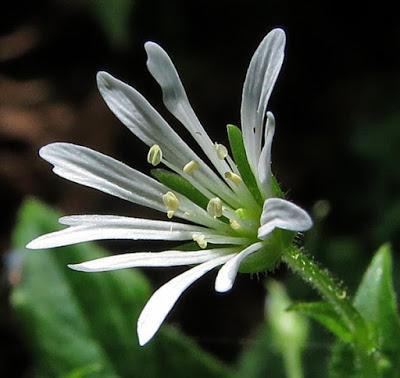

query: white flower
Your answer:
[27,29,312,346]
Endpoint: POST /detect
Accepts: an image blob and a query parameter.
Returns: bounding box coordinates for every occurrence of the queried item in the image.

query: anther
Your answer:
[162,191,179,218]
[224,171,242,184]
[183,160,199,174]
[207,197,223,218]
[193,234,207,249]
[229,219,241,230]
[147,144,162,166]
[214,143,228,160]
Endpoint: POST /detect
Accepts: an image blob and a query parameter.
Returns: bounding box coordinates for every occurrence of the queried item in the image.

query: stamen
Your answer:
[192,234,207,249]
[183,160,199,174]
[147,144,162,166]
[214,143,228,160]
[162,191,179,218]
[235,208,247,219]
[224,171,242,185]
[207,197,223,218]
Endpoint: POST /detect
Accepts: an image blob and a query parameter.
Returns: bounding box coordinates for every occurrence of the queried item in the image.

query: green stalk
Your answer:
[282,246,378,377]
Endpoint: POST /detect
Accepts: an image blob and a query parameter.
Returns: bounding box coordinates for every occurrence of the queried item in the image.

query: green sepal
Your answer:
[239,230,295,273]
[289,301,353,343]
[227,124,264,205]
[271,174,284,198]
[151,168,209,209]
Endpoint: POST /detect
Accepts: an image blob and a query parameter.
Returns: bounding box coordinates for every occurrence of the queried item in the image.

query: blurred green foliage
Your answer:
[235,281,309,378]
[10,199,232,378]
[84,0,134,48]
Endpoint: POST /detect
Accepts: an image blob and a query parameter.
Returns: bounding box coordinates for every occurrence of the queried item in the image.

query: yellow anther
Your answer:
[229,219,241,230]
[183,160,199,174]
[162,191,179,218]
[193,234,207,249]
[207,197,223,218]
[147,144,162,166]
[214,143,228,160]
[224,171,242,184]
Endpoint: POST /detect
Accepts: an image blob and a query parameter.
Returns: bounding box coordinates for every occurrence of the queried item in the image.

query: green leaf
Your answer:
[227,125,263,205]
[10,199,232,378]
[353,243,400,375]
[329,244,400,377]
[289,301,352,343]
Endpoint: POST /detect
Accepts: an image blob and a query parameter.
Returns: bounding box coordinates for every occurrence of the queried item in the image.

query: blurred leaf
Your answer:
[289,301,352,343]
[267,281,309,378]
[10,198,232,378]
[328,342,358,378]
[234,325,285,378]
[87,0,133,48]
[235,281,309,378]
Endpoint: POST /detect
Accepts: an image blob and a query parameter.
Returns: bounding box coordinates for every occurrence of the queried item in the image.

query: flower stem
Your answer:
[283,347,303,378]
[282,246,377,376]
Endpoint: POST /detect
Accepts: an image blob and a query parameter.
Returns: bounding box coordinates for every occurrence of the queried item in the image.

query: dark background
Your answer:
[1,0,399,376]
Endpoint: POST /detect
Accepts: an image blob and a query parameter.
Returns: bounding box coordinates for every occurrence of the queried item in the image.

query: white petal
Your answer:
[68,248,236,272]
[215,242,263,292]
[26,215,208,249]
[257,112,275,197]
[39,143,222,229]
[40,143,166,212]
[144,42,233,182]
[97,71,239,207]
[257,198,313,240]
[241,29,285,173]
[137,255,231,345]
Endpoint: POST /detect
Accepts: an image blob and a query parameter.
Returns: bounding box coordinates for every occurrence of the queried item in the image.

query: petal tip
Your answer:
[96,71,115,90]
[68,263,94,272]
[38,144,53,159]
[214,279,232,293]
[271,27,286,36]
[25,240,39,249]
[137,319,155,346]
[144,41,160,53]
